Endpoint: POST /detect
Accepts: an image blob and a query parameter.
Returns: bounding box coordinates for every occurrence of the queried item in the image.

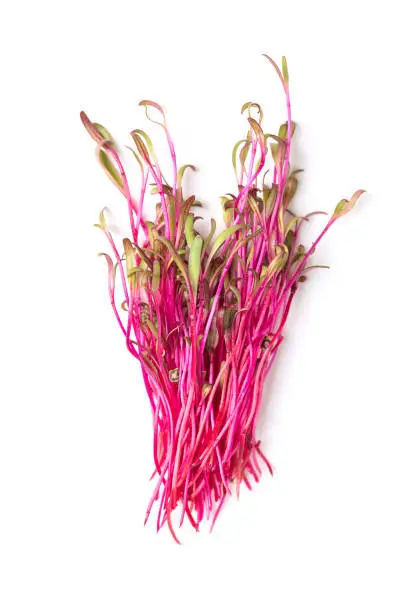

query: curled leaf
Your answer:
[139,100,166,126]
[332,190,366,219]
[177,164,196,187]
[241,102,264,124]
[183,195,197,216]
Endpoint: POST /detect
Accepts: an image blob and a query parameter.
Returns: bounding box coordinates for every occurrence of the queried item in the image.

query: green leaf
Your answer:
[232,139,249,175]
[224,307,236,331]
[206,225,242,270]
[265,244,289,277]
[248,194,263,226]
[247,117,265,151]
[168,196,176,240]
[152,260,160,292]
[239,141,251,172]
[185,214,195,248]
[292,244,306,265]
[146,319,158,339]
[188,235,203,297]
[133,243,153,269]
[333,199,349,218]
[303,264,330,272]
[126,266,144,277]
[229,284,241,304]
[130,132,150,162]
[93,123,113,142]
[223,207,234,228]
[265,183,278,215]
[80,111,108,145]
[145,221,156,249]
[206,322,219,352]
[285,215,301,235]
[284,176,298,206]
[332,190,366,219]
[126,146,145,177]
[98,148,124,193]
[278,121,296,140]
[246,240,255,268]
[241,102,263,124]
[123,238,136,278]
[271,141,287,167]
[177,164,196,187]
[221,197,235,227]
[130,129,157,164]
[204,218,216,253]
[262,54,286,90]
[156,236,190,288]
[267,133,286,145]
[98,252,114,272]
[139,100,166,126]
[182,195,197,217]
[285,229,295,251]
[282,56,289,84]
[98,207,108,230]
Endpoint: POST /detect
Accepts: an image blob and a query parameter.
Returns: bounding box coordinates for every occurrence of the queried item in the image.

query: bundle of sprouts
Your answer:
[81,56,363,541]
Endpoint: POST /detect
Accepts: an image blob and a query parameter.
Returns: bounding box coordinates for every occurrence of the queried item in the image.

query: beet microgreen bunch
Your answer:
[81,56,364,541]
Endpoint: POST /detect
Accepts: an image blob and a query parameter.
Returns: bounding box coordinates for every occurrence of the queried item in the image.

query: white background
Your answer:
[1,1,407,610]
